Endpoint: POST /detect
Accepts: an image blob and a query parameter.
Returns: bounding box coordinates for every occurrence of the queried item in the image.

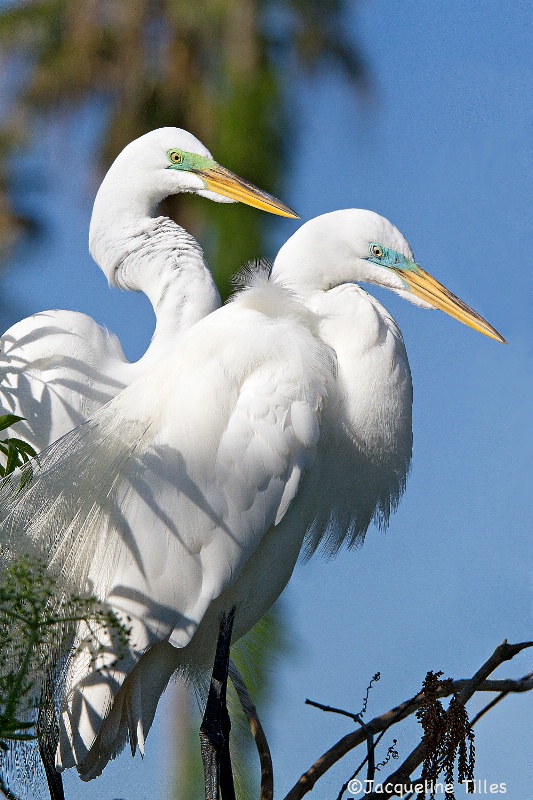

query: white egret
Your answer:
[0,210,504,794]
[0,127,297,453]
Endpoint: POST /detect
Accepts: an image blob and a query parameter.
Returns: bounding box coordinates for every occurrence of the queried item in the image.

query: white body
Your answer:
[0,221,219,450]
[1,209,423,781]
[1,280,412,779]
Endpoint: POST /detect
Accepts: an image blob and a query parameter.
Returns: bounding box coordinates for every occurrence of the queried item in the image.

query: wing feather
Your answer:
[0,292,334,774]
[0,310,128,453]
[1,294,332,652]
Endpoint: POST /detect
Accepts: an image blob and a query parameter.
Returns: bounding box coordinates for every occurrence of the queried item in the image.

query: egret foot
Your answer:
[200,607,236,800]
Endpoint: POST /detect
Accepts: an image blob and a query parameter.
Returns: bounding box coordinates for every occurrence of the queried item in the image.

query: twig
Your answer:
[363,640,533,800]
[470,692,508,727]
[283,692,419,800]
[335,751,370,800]
[360,717,375,785]
[282,640,533,800]
[306,698,360,722]
[229,659,273,800]
[358,673,380,718]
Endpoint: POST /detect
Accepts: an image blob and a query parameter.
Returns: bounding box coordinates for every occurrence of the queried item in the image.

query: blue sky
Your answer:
[1,1,532,798]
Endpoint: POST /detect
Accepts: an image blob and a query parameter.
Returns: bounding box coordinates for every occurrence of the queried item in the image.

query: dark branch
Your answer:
[364,640,533,800]
[282,640,533,800]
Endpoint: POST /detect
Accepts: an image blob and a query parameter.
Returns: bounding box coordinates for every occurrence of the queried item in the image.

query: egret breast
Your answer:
[300,284,413,556]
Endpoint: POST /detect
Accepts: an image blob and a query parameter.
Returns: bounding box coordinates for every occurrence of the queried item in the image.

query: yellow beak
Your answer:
[197,165,299,219]
[396,265,506,343]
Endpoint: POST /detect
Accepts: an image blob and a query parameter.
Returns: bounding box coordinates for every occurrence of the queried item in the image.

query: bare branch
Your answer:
[305,698,360,722]
[364,640,533,800]
[282,641,533,800]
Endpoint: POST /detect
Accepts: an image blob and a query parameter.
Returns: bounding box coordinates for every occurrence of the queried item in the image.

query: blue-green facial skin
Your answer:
[166,149,217,173]
[364,242,421,288]
[365,242,419,272]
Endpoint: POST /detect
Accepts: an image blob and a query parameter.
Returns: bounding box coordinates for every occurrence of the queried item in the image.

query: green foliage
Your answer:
[0,416,37,480]
[0,0,368,297]
[0,555,130,748]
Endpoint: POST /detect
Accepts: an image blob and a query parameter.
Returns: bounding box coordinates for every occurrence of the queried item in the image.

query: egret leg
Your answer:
[229,659,273,800]
[199,607,236,800]
[37,672,64,800]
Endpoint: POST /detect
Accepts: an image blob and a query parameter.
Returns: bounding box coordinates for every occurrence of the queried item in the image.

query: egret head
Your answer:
[96,127,297,219]
[272,209,505,343]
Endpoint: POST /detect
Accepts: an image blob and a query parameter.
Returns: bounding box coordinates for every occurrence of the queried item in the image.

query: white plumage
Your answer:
[0,127,295,452]
[1,192,505,785]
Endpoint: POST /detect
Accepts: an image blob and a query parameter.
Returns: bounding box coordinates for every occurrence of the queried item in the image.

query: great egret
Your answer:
[0,127,297,453]
[0,210,504,794]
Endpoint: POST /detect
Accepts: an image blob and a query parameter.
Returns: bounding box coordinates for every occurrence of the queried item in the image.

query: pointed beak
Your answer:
[194,164,299,219]
[394,262,506,343]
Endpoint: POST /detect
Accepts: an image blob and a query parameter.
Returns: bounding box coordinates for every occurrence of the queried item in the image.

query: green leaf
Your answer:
[5,438,37,460]
[4,442,19,476]
[0,720,36,733]
[0,415,23,433]
[16,466,34,492]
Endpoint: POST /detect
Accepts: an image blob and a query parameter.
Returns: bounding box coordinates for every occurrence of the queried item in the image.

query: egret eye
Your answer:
[169,150,183,165]
[370,243,383,259]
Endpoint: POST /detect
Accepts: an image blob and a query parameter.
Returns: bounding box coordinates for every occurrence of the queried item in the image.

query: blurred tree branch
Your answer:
[0,0,370,297]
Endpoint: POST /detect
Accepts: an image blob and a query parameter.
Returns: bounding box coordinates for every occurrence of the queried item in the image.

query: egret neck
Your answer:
[90,212,221,364]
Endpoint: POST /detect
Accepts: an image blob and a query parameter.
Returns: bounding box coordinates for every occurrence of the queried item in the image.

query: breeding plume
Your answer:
[0,210,504,793]
[0,127,297,452]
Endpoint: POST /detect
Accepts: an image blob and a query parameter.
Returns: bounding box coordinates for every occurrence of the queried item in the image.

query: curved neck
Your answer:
[90,214,221,357]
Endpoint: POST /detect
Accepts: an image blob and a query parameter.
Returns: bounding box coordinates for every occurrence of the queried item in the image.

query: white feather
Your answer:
[3,206,494,787]
[0,129,224,457]
[0,279,333,777]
